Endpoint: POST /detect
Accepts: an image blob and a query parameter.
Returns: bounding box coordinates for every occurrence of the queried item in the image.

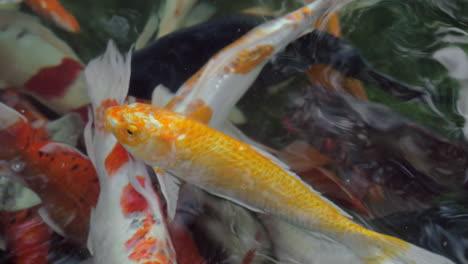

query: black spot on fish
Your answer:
[39,151,44,157]
[79,197,85,203]
[71,164,79,171]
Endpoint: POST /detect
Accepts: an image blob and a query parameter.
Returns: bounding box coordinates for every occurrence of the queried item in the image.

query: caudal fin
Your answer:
[353,232,455,264]
[390,243,454,264]
[84,40,132,112]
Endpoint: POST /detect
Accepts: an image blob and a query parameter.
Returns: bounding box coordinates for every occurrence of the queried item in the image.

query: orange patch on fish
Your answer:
[105,143,129,176]
[120,176,148,216]
[0,119,32,158]
[128,237,170,263]
[225,45,275,74]
[24,0,80,33]
[125,216,156,249]
[185,99,213,124]
[306,64,368,100]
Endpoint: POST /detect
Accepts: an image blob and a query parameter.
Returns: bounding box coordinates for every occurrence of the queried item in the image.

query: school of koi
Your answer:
[0,0,466,264]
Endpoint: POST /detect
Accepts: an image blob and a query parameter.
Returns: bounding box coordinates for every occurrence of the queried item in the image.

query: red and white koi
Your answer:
[0,10,88,113]
[83,41,176,264]
[0,102,99,244]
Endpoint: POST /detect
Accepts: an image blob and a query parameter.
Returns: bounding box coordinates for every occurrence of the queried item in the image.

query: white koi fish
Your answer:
[83,41,176,264]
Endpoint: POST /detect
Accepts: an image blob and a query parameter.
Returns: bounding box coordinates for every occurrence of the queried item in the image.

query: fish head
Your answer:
[105,103,177,164]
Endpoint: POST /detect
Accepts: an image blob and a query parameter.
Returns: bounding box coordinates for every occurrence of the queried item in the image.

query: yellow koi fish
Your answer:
[105,103,454,264]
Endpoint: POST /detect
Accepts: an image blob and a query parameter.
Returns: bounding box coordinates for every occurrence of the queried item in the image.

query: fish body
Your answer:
[106,102,455,264]
[0,206,52,264]
[0,10,88,113]
[84,41,176,264]
[0,102,99,244]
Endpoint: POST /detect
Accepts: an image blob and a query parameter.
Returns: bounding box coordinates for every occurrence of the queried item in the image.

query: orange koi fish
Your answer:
[0,206,52,264]
[105,102,454,264]
[83,41,176,264]
[24,0,80,33]
[0,102,99,244]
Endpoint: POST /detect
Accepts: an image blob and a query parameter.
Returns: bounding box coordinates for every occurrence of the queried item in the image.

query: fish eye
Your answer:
[126,125,138,136]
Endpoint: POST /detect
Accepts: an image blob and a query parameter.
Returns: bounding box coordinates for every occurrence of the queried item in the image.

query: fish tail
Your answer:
[84,40,132,112]
[349,231,455,264]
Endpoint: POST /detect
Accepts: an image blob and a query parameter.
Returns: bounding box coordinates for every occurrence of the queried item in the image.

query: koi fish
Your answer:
[105,102,454,264]
[83,41,176,264]
[0,206,52,264]
[0,10,88,113]
[0,102,99,244]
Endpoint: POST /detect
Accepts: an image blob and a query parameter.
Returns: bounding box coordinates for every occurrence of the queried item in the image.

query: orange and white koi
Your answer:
[106,102,455,264]
[167,0,353,126]
[0,102,99,244]
[83,41,176,264]
[0,10,88,113]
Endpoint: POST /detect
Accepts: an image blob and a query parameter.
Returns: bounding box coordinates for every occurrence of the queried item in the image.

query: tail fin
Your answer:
[84,40,132,111]
[353,233,455,264]
[395,244,455,264]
